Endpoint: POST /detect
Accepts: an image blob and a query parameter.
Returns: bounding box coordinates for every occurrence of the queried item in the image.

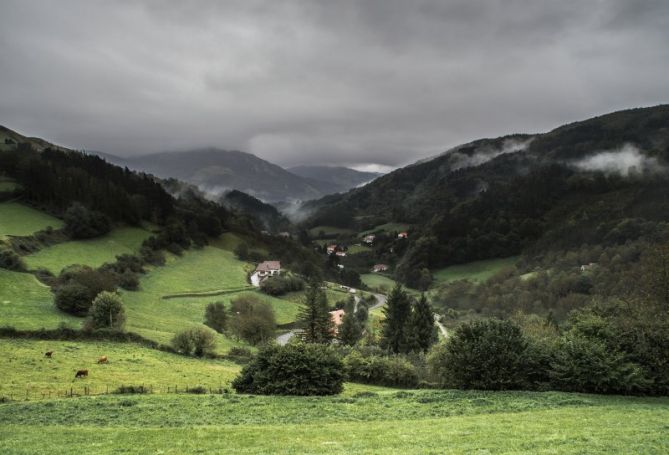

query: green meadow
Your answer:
[24,226,152,274]
[0,202,63,239]
[308,225,356,238]
[431,256,518,286]
[360,222,411,236]
[1,390,666,454]
[0,339,241,398]
[0,269,77,330]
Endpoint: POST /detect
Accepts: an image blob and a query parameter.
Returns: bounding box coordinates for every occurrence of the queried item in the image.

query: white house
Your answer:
[372,264,388,273]
[256,261,282,278]
[397,232,408,239]
[363,234,375,245]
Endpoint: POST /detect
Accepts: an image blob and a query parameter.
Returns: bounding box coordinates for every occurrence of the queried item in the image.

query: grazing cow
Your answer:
[97,356,108,364]
[44,351,53,358]
[74,369,88,379]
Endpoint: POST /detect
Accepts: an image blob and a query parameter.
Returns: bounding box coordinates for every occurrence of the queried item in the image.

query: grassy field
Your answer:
[0,390,667,454]
[432,256,518,286]
[0,269,78,330]
[0,202,63,239]
[347,244,371,254]
[361,273,399,292]
[0,339,241,398]
[24,226,152,274]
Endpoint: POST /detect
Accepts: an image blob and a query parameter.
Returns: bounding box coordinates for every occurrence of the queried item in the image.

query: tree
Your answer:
[63,202,111,239]
[228,295,276,345]
[234,242,249,261]
[298,280,334,344]
[407,294,437,353]
[428,319,531,390]
[380,284,412,353]
[171,327,217,357]
[55,283,93,316]
[232,343,344,395]
[86,291,126,330]
[338,311,363,346]
[204,301,228,333]
[0,247,25,271]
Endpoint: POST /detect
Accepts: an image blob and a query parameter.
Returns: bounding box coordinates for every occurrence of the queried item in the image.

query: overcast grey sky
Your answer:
[1,1,668,171]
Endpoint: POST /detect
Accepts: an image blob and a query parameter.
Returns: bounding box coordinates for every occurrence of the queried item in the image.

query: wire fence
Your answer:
[2,384,233,402]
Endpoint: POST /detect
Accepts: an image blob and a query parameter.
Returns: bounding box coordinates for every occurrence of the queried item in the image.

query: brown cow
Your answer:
[44,351,53,358]
[97,356,108,364]
[74,369,88,379]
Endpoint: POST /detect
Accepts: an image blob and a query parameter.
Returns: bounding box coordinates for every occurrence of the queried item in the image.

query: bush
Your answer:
[63,202,111,239]
[260,275,305,296]
[229,296,276,345]
[428,319,532,390]
[55,283,94,316]
[204,302,227,333]
[232,343,344,395]
[171,327,217,357]
[0,247,25,271]
[85,291,126,330]
[343,350,419,388]
[185,386,208,394]
[225,346,254,364]
[54,267,117,316]
[118,270,140,291]
[113,385,150,394]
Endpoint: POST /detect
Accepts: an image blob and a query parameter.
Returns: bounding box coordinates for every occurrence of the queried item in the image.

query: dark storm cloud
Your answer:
[1,0,668,168]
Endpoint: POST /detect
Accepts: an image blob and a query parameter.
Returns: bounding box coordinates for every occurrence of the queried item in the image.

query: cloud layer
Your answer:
[572,144,663,176]
[1,1,668,168]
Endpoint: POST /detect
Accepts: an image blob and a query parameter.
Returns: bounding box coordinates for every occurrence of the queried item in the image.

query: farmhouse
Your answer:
[363,234,375,245]
[326,245,337,255]
[335,251,347,257]
[372,264,388,273]
[397,232,408,239]
[329,309,345,335]
[256,261,282,277]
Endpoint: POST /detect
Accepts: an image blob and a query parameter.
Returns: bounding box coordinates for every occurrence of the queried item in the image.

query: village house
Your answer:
[363,234,375,245]
[397,232,408,239]
[326,244,337,255]
[278,232,291,238]
[329,309,345,335]
[335,251,347,257]
[580,262,597,272]
[256,261,282,278]
[372,264,388,273]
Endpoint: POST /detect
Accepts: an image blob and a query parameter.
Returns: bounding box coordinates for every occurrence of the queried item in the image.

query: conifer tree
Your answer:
[407,293,437,353]
[338,310,363,346]
[380,283,412,353]
[299,280,334,343]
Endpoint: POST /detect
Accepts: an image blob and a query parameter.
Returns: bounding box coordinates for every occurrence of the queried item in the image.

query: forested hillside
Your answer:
[303,105,669,288]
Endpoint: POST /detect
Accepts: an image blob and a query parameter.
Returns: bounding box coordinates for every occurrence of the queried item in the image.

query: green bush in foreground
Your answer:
[171,327,217,357]
[85,291,126,330]
[233,343,344,395]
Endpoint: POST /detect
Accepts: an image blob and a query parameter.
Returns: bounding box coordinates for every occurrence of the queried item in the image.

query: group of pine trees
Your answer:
[381,285,437,354]
[298,280,436,352]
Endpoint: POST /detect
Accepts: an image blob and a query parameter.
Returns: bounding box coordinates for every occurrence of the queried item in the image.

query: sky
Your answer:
[1,1,668,171]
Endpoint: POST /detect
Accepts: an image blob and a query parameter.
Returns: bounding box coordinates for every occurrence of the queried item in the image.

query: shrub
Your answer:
[260,275,305,296]
[85,291,126,330]
[186,386,208,394]
[63,202,111,239]
[118,270,140,291]
[229,296,276,345]
[343,350,419,388]
[171,327,217,357]
[428,319,532,390]
[225,346,254,364]
[0,247,25,271]
[232,343,344,396]
[204,302,227,333]
[55,283,93,316]
[113,385,150,394]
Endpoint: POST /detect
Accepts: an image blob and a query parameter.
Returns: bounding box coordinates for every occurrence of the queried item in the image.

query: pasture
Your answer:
[431,256,518,286]
[361,273,399,292]
[360,222,411,236]
[0,269,78,330]
[0,202,63,239]
[120,245,301,351]
[0,339,241,399]
[24,226,152,274]
[1,390,667,454]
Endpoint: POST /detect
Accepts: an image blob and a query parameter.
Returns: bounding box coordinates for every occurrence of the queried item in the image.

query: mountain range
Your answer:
[85,149,381,203]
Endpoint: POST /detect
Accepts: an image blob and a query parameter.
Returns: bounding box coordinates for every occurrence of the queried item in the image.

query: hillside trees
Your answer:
[63,202,111,239]
[172,327,217,357]
[204,302,227,333]
[228,295,276,345]
[54,266,117,316]
[406,294,437,353]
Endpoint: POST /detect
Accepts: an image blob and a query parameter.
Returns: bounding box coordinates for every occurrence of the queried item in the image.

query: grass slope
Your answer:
[24,226,152,274]
[432,256,518,286]
[1,391,667,454]
[308,225,355,238]
[0,202,63,239]
[0,269,78,329]
[0,339,240,398]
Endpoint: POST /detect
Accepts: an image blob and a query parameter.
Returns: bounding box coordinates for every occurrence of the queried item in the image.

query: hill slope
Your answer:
[303,105,669,286]
[288,165,382,193]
